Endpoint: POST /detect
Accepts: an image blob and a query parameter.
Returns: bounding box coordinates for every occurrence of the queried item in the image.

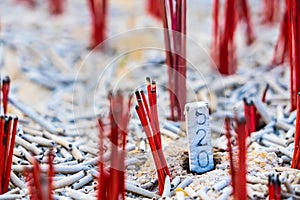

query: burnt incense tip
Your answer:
[268,174,272,183]
[116,90,122,96]
[135,105,139,110]
[266,83,270,88]
[107,90,113,98]
[243,97,249,105]
[135,91,141,100]
[152,80,156,85]
[146,77,151,84]
[2,76,10,84]
[129,93,134,99]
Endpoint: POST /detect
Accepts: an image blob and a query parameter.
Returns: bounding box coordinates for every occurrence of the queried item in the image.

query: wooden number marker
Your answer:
[185,102,214,173]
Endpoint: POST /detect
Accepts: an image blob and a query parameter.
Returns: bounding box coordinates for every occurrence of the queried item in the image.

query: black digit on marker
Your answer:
[198,150,209,168]
[196,111,206,125]
[196,129,207,146]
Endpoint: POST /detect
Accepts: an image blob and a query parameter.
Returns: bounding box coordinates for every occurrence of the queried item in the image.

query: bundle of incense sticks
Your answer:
[135,78,170,195]
[292,93,300,168]
[88,0,107,49]
[97,91,131,200]
[261,0,282,25]
[272,2,288,66]
[23,151,55,200]
[288,0,300,111]
[147,0,162,20]
[0,76,18,195]
[268,174,281,200]
[225,116,247,199]
[0,116,18,194]
[161,0,187,121]
[211,0,254,75]
[49,0,64,15]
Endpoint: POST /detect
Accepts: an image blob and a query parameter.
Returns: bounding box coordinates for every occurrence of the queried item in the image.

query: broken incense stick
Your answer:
[53,171,86,189]
[125,183,160,199]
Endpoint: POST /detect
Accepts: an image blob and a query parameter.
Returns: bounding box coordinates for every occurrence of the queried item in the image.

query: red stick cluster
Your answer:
[288,0,300,111]
[268,174,281,200]
[135,78,170,195]
[97,92,131,200]
[0,116,18,194]
[49,0,64,15]
[24,151,55,200]
[161,0,187,121]
[225,116,247,199]
[88,0,108,49]
[147,0,162,20]
[211,0,255,75]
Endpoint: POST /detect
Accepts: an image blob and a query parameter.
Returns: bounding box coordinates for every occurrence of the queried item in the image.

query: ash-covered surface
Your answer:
[0,0,299,199]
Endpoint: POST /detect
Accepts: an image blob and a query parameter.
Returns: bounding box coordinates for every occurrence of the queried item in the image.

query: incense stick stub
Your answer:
[184,102,214,174]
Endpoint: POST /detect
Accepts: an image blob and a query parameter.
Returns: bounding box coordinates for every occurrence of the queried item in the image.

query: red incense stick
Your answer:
[261,0,282,25]
[49,0,64,15]
[268,174,281,200]
[238,0,255,45]
[272,5,288,66]
[268,175,275,200]
[274,174,281,200]
[0,116,4,194]
[147,0,163,20]
[3,117,18,193]
[225,117,235,195]
[234,120,247,200]
[88,0,108,49]
[248,101,257,134]
[211,0,220,68]
[244,98,257,135]
[2,117,12,186]
[226,114,248,199]
[47,150,54,200]
[2,76,10,115]
[97,118,107,200]
[289,0,300,111]
[108,92,122,200]
[292,93,300,168]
